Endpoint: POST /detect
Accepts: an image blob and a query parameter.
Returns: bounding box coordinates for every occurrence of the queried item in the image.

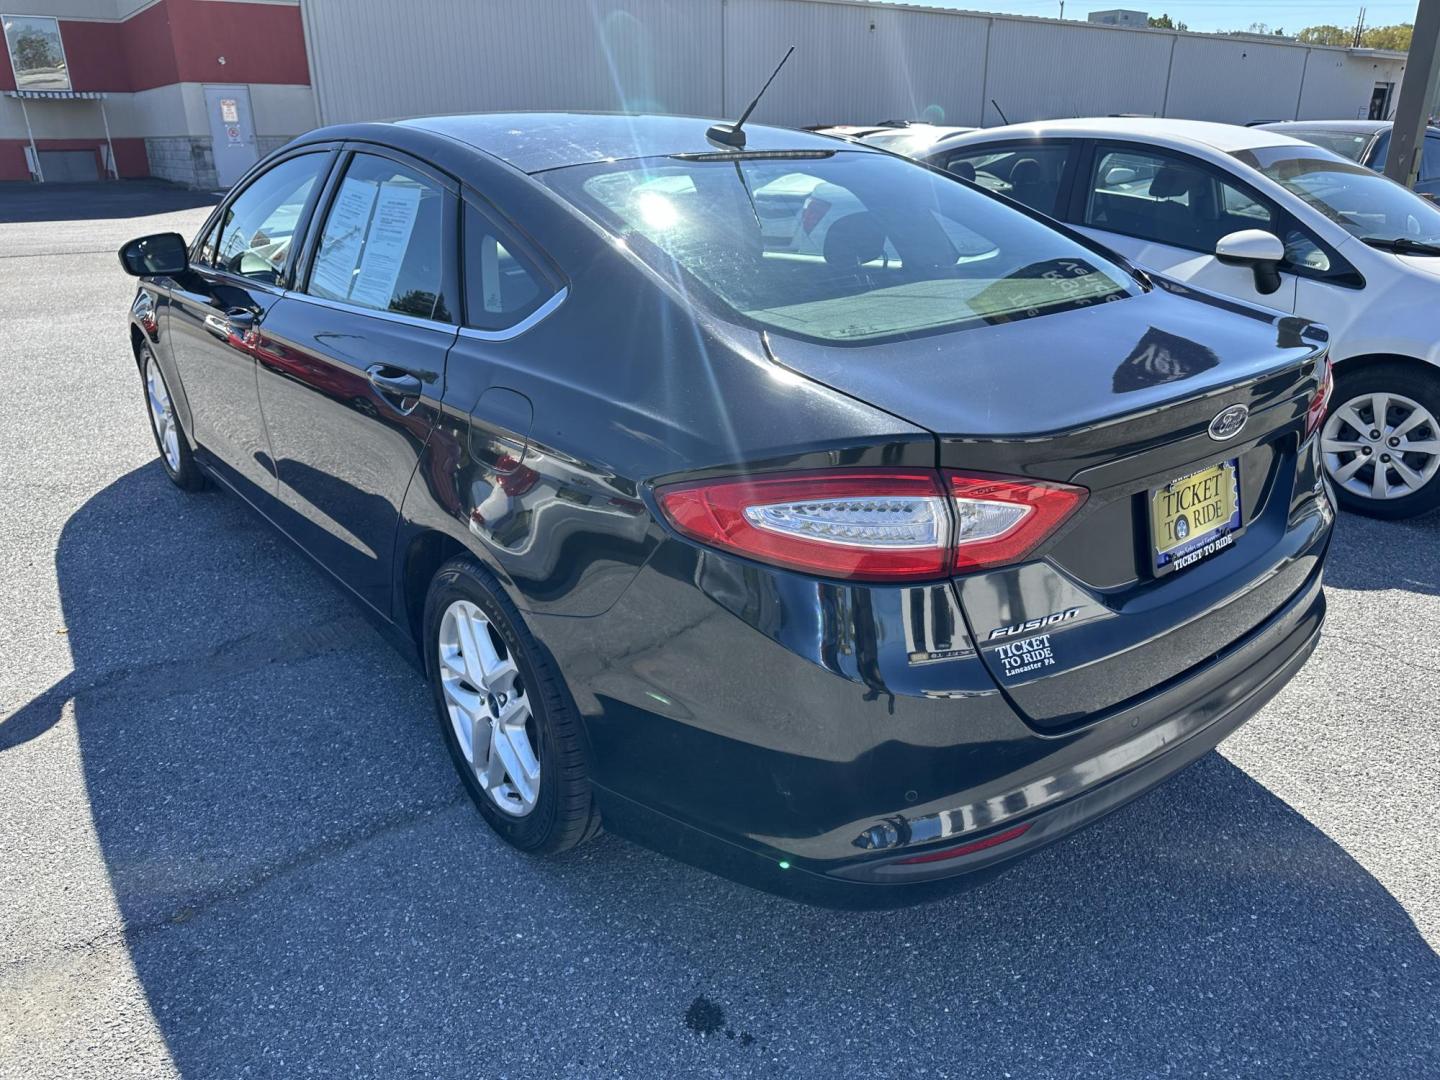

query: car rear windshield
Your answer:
[1276,129,1372,163]
[544,150,1136,343]
[1234,143,1440,246]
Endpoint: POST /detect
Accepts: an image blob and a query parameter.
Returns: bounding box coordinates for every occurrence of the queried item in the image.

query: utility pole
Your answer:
[1383,0,1440,190]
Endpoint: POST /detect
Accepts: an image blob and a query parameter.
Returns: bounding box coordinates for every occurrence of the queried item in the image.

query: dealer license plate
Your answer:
[1150,459,1241,572]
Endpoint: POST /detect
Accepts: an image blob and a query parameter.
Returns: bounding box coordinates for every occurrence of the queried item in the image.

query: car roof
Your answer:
[934,116,1308,155]
[1260,119,1389,132]
[392,111,867,174]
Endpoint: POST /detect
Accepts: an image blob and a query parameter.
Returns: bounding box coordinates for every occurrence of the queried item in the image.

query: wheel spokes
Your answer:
[1391,456,1425,489]
[452,609,493,691]
[1371,460,1389,499]
[1399,437,1440,457]
[1332,454,1367,483]
[1320,436,1363,454]
[1369,393,1391,433]
[1333,403,1367,436]
[1392,409,1430,440]
[490,716,539,807]
[438,599,539,817]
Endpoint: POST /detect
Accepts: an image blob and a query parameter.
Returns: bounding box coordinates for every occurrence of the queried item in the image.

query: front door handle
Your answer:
[367,364,423,410]
[204,307,256,338]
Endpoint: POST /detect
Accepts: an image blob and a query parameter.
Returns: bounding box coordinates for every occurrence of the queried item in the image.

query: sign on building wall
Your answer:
[2,14,70,92]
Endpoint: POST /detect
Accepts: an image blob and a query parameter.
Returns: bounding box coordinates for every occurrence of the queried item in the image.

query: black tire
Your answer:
[139,344,206,492]
[423,556,600,853]
[1324,362,1440,520]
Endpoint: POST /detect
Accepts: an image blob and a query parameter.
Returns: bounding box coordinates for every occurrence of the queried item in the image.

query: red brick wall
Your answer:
[1,0,309,94]
[0,137,150,181]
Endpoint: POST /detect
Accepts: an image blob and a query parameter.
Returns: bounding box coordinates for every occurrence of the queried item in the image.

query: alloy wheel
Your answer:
[1321,391,1440,502]
[436,599,540,816]
[144,354,182,472]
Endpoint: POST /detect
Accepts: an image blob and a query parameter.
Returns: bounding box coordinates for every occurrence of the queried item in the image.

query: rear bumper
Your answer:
[836,569,1324,884]
[587,564,1323,906]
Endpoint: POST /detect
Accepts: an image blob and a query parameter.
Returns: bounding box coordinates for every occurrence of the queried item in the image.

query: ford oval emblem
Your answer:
[1208,404,1249,441]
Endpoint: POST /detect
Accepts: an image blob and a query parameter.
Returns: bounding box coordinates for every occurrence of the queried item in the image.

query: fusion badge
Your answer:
[988,607,1081,641]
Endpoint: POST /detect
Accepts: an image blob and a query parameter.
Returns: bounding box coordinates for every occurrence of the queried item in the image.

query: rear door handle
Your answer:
[367,364,423,410]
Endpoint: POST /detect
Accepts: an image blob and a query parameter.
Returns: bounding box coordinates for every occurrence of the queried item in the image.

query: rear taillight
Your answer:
[655,469,1086,582]
[947,472,1087,572]
[1305,354,1333,439]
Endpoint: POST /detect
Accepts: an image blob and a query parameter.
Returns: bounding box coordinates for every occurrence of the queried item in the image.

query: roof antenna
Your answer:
[707,46,795,149]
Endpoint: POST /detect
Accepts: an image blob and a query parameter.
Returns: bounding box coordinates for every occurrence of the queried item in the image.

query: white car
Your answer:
[814,122,977,159]
[924,118,1440,518]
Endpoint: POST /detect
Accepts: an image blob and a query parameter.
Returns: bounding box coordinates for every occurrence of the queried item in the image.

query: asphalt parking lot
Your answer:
[1,182,1437,1080]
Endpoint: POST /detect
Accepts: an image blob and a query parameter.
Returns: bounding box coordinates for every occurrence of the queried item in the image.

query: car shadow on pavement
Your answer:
[7,463,1439,1078]
[1321,506,1440,596]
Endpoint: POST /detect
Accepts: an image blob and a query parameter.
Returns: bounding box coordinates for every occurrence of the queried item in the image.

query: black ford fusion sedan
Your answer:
[119,113,1333,905]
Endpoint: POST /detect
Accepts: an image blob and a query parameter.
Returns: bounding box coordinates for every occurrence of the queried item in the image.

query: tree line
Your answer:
[1144,15,1412,52]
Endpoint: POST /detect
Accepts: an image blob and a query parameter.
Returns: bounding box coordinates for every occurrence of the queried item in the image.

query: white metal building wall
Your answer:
[1298,51,1407,118]
[300,0,1406,131]
[721,0,989,127]
[302,0,723,125]
[982,18,1172,125]
[1165,35,1311,123]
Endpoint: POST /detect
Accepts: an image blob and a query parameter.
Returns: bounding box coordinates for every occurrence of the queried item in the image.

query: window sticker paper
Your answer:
[310,177,378,301]
[349,181,422,310]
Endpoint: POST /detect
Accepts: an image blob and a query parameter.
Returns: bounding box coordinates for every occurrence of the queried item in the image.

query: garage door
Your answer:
[38,150,100,182]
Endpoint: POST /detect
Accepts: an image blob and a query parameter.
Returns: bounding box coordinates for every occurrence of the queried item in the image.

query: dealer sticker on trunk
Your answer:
[995,633,1057,679]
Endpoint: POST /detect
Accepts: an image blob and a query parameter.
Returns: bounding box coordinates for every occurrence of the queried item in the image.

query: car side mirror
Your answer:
[118,232,188,277]
[1215,229,1286,295]
[1104,166,1137,185]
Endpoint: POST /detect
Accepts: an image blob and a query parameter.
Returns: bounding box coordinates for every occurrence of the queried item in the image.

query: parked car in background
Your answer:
[1257,120,1440,199]
[814,120,976,158]
[119,112,1331,904]
[926,118,1440,518]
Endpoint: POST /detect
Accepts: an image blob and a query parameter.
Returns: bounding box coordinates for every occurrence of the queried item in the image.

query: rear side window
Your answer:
[1084,147,1277,253]
[306,153,451,322]
[941,144,1073,216]
[462,202,550,331]
[204,153,327,283]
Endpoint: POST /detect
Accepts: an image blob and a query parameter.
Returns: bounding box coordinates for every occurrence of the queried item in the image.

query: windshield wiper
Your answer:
[1361,236,1440,256]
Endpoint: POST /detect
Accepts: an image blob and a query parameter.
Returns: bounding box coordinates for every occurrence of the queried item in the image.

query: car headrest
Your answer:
[823,212,888,269]
[1009,158,1043,186]
[1149,166,1195,199]
[948,160,977,183]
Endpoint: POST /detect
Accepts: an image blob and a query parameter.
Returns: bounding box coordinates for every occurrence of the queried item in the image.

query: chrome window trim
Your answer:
[282,290,459,332]
[459,287,568,342]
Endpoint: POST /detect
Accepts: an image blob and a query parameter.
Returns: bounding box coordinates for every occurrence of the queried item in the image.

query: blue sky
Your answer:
[920,0,1419,35]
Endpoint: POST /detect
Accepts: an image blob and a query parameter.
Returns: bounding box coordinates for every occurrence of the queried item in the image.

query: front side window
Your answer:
[942,144,1074,216]
[1085,147,1278,254]
[207,153,327,283]
[306,153,450,321]
[1233,144,1440,250]
[545,150,1135,344]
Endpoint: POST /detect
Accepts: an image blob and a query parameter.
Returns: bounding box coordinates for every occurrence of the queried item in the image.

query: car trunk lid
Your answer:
[764,283,1329,729]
